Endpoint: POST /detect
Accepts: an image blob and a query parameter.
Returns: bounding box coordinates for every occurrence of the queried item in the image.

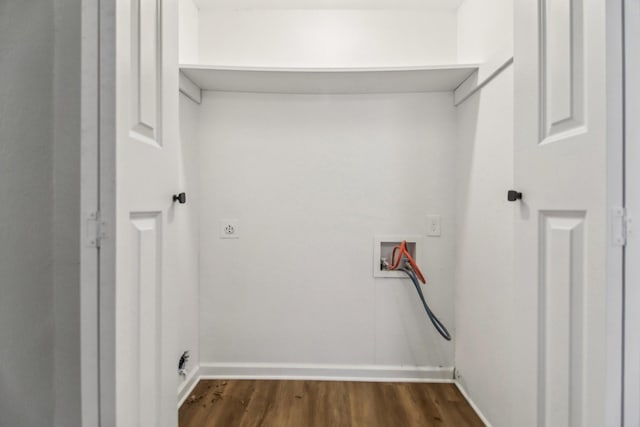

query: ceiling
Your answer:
[194,0,464,10]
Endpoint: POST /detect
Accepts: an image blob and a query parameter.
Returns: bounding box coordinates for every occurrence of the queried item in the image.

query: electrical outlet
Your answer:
[220,220,239,239]
[427,215,441,237]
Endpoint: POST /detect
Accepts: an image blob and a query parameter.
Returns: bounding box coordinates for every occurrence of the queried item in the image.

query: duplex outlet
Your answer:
[427,215,441,237]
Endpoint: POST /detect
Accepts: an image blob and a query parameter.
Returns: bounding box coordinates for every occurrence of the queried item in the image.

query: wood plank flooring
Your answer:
[179,380,485,427]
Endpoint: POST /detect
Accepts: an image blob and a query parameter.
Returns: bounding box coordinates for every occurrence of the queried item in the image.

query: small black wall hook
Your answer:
[507,190,523,202]
[173,192,186,204]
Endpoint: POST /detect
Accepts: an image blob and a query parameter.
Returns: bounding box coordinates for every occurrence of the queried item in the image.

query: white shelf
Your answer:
[179,64,478,94]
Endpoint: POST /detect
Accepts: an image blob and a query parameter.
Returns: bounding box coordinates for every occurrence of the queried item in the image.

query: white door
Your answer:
[514,1,611,426]
[115,0,180,425]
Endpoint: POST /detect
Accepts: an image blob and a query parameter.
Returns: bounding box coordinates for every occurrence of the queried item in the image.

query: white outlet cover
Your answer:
[427,215,441,237]
[220,219,240,239]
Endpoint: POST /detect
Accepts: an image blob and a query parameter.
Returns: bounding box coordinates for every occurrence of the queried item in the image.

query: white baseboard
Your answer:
[178,363,452,407]
[197,362,454,382]
[454,381,492,427]
[177,365,201,408]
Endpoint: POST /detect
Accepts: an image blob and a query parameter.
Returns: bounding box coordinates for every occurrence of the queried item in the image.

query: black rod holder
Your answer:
[507,190,523,202]
[173,192,186,204]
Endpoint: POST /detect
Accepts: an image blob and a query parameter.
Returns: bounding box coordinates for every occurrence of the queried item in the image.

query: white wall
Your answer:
[0,1,55,426]
[198,91,456,370]
[453,1,515,426]
[177,0,202,391]
[454,66,515,426]
[177,93,201,388]
[457,0,513,64]
[197,9,458,67]
[179,0,199,64]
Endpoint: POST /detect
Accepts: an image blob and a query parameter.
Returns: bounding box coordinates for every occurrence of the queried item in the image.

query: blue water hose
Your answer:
[399,267,452,341]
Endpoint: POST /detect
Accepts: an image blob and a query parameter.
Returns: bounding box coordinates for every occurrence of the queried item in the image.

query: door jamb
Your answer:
[98,0,117,425]
[623,0,639,425]
[80,0,117,425]
[80,0,100,425]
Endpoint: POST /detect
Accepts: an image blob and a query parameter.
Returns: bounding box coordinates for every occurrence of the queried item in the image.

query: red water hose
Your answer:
[388,240,427,284]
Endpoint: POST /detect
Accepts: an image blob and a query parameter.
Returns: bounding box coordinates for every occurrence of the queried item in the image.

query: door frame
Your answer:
[97,0,117,424]
[623,0,640,425]
[80,0,99,423]
[80,0,116,425]
[605,1,626,426]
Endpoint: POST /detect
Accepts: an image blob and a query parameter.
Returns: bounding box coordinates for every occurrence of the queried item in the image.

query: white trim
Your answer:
[453,49,514,106]
[197,362,454,383]
[177,365,202,408]
[454,381,492,427]
[80,0,100,425]
[624,0,640,424]
[607,0,624,425]
[98,0,117,425]
[180,63,478,94]
[180,63,478,73]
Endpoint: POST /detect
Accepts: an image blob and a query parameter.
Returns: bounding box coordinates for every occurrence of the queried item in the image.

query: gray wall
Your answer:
[53,0,81,426]
[0,1,81,426]
[0,1,55,426]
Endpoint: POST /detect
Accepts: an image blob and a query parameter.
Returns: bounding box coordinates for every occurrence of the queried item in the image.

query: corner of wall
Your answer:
[452,2,515,426]
[178,364,202,408]
[454,380,494,427]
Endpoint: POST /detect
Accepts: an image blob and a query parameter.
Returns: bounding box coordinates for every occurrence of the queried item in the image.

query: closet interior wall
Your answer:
[176,93,202,389]
[177,0,201,394]
[177,3,516,426]
[195,9,457,67]
[179,0,461,380]
[197,90,457,371]
[453,2,515,426]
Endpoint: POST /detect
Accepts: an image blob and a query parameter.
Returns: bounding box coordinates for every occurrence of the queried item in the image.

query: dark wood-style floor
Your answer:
[179,380,485,427]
